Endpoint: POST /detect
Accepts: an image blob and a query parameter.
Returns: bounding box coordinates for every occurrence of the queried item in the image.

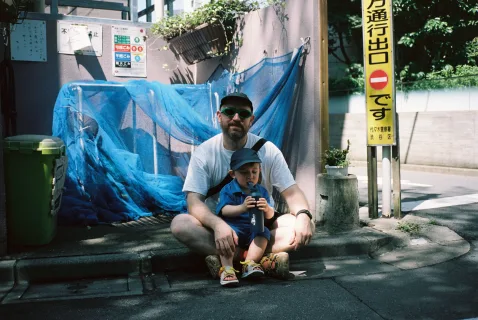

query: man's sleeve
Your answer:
[182,150,210,196]
[268,143,296,192]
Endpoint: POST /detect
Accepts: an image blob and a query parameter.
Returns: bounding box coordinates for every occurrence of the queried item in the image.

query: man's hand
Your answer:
[213,220,238,257]
[290,213,313,250]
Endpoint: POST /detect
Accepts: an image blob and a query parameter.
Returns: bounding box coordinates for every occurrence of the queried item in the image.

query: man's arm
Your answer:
[186,192,238,257]
[187,192,223,229]
[281,184,310,216]
[281,184,314,249]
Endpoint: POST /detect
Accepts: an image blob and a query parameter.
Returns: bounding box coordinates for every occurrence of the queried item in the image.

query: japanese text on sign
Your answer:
[362,0,395,145]
[111,26,147,77]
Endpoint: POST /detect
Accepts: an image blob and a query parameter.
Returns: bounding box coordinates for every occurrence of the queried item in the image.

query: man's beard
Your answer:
[222,123,246,141]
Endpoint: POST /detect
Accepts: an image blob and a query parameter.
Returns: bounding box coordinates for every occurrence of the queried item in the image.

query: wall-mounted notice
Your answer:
[57,22,103,56]
[10,20,47,62]
[111,26,147,78]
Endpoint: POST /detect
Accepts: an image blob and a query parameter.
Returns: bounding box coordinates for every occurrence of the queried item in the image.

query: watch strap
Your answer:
[296,209,313,220]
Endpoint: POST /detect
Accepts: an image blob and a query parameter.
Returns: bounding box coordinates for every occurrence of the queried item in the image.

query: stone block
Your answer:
[316,174,359,233]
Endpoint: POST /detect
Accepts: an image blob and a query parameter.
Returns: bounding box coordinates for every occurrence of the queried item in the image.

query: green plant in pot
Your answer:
[324,140,350,176]
[151,0,259,42]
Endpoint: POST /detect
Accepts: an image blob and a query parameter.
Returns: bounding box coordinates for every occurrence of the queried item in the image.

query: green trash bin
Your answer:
[3,135,68,246]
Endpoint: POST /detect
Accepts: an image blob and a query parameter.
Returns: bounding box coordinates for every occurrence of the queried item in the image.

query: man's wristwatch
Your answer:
[296,209,313,220]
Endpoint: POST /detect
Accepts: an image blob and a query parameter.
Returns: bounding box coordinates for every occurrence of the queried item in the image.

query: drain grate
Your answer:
[111,214,174,228]
[1,276,144,304]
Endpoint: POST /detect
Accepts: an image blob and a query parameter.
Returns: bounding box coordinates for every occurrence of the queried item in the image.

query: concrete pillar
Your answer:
[316,174,359,233]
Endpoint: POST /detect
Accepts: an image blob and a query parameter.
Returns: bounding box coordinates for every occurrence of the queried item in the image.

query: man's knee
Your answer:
[170,214,196,240]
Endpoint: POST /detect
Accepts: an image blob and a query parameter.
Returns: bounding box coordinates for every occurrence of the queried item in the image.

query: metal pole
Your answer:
[77,86,85,153]
[130,0,138,22]
[132,101,137,154]
[155,0,164,20]
[50,0,59,14]
[392,116,402,218]
[0,130,7,256]
[382,146,392,217]
[367,146,378,218]
[318,0,329,173]
[145,0,152,22]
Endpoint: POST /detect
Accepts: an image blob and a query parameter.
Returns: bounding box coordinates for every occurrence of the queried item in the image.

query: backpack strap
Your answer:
[205,138,267,199]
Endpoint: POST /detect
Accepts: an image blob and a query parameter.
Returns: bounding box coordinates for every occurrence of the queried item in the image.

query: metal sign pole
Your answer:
[367,146,378,218]
[0,130,6,256]
[382,146,392,217]
[392,116,402,218]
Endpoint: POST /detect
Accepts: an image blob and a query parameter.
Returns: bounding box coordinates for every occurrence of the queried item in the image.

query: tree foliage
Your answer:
[328,0,478,87]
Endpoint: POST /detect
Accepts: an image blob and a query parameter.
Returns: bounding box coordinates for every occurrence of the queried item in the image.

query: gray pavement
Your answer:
[0,166,477,319]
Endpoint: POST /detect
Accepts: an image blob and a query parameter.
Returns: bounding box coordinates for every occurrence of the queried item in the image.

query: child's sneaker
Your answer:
[205,255,221,279]
[240,260,265,279]
[219,266,239,287]
[260,252,289,279]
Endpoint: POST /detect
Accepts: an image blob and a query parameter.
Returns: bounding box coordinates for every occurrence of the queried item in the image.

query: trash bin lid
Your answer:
[4,135,65,155]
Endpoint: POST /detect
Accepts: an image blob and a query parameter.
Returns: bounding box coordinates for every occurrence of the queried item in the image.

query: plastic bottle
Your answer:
[247,182,264,233]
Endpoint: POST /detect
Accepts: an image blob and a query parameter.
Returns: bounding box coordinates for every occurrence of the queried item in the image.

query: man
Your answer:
[170,92,314,278]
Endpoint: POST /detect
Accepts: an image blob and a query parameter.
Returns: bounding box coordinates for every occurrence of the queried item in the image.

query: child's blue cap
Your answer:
[230,148,261,171]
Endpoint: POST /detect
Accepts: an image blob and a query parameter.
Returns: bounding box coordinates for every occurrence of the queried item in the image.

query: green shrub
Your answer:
[324,140,350,167]
[151,0,260,40]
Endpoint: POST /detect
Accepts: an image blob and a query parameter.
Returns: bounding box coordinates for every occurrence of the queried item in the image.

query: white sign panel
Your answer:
[10,20,47,62]
[111,26,147,78]
[57,22,103,56]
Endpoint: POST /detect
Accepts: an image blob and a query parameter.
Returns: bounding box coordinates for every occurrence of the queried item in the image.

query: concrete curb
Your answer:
[0,211,469,293]
[147,228,398,273]
[0,260,15,299]
[358,207,471,268]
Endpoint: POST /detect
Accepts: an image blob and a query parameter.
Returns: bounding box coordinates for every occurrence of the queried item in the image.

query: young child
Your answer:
[215,148,275,287]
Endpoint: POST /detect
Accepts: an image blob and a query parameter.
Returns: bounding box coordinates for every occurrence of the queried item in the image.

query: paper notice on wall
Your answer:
[111,26,147,78]
[57,22,103,56]
[10,20,47,62]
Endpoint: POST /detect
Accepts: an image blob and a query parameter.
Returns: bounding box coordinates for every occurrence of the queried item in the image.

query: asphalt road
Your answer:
[349,166,478,240]
[1,168,477,320]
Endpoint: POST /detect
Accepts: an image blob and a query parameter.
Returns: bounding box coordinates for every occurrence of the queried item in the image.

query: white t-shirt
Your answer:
[182,133,296,212]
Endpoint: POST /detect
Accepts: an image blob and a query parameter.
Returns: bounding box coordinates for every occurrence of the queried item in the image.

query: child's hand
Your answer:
[242,196,257,212]
[256,198,270,212]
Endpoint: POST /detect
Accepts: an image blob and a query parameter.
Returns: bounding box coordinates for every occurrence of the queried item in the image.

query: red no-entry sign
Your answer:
[369,69,388,90]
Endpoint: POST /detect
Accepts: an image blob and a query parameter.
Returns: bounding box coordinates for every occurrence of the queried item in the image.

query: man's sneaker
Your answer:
[219,266,239,287]
[260,252,289,279]
[205,255,221,279]
[240,260,265,279]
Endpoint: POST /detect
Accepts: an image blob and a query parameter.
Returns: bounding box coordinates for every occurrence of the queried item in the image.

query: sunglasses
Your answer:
[220,107,253,120]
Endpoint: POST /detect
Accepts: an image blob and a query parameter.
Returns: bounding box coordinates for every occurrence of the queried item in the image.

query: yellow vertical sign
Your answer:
[362,0,395,146]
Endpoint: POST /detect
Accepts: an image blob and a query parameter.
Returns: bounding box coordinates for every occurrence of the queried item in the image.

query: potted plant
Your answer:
[324,140,350,177]
[151,0,260,65]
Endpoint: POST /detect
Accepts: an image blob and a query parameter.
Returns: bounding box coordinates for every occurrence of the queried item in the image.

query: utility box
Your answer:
[4,135,67,246]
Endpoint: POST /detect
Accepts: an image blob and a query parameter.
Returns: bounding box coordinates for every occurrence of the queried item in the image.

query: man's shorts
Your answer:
[227,222,271,249]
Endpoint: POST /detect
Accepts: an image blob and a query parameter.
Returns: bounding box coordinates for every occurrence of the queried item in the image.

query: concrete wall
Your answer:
[330,89,478,169]
[10,0,320,212]
[223,0,319,212]
[10,15,193,135]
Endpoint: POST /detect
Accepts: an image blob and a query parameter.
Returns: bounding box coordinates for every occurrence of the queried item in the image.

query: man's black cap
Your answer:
[220,92,253,111]
[230,148,262,171]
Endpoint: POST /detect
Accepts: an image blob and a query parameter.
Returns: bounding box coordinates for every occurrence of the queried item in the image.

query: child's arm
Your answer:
[221,196,256,217]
